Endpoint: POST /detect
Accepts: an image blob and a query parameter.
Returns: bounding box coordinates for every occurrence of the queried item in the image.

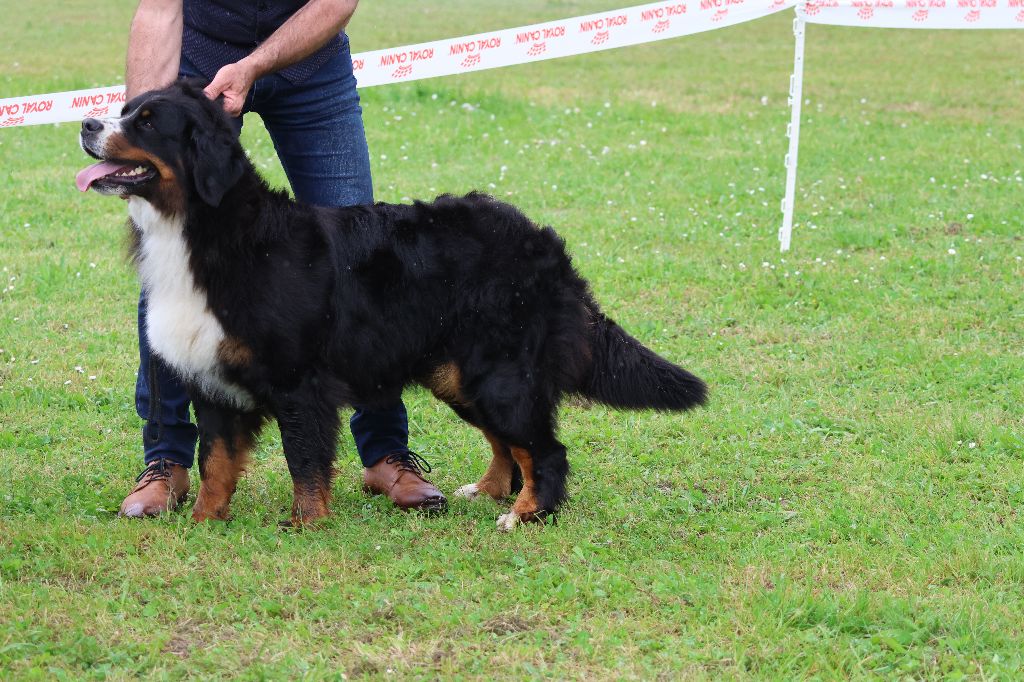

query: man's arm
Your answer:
[126,0,183,100]
[205,0,359,116]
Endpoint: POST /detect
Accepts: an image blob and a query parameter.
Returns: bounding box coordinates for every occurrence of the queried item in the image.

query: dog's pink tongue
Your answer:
[75,161,129,192]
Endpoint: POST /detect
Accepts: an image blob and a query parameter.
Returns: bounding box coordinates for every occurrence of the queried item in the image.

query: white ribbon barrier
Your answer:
[0,0,794,129]
[353,0,794,86]
[2,1,1021,250]
[0,86,127,129]
[800,0,1024,28]
[778,0,1024,250]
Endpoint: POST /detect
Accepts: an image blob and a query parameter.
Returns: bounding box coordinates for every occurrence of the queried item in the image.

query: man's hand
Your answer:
[202,0,359,116]
[204,61,257,116]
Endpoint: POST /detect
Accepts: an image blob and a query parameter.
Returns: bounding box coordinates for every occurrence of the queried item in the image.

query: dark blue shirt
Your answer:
[183,0,345,84]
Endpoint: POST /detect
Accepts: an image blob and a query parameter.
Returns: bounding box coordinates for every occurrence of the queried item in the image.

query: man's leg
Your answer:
[119,294,196,517]
[253,39,445,511]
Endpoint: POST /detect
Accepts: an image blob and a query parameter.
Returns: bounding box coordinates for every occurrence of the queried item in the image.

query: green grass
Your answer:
[2,0,1024,678]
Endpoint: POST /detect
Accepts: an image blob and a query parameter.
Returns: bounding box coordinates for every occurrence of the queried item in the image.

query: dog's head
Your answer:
[77,80,245,211]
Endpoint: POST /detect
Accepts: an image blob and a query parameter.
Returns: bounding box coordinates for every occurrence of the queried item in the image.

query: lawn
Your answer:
[2,0,1024,678]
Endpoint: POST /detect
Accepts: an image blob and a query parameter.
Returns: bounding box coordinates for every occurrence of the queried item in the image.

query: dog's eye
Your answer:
[138,118,153,130]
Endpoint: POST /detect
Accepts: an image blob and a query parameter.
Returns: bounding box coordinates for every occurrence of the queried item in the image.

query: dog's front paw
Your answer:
[278,514,327,530]
[191,506,229,522]
[192,484,232,522]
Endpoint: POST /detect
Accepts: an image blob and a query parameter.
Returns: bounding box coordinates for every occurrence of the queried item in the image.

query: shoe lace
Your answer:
[383,450,433,475]
[135,458,175,483]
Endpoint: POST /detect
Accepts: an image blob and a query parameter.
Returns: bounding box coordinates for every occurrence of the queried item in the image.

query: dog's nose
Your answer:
[81,118,103,133]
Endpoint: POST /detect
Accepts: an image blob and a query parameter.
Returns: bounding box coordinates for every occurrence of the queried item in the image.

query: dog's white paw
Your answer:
[496,511,521,532]
[454,483,480,500]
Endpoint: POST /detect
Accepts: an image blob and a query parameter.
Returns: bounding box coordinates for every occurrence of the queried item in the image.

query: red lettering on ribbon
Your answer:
[379,52,408,67]
[23,99,53,114]
[71,94,105,109]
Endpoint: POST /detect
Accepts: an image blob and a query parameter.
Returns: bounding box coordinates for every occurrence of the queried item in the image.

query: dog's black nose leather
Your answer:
[82,118,103,133]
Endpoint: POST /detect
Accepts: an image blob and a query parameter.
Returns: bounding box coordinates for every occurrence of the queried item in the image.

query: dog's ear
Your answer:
[189,122,244,207]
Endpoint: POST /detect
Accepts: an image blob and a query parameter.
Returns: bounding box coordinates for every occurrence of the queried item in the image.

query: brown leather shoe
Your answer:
[363,451,447,512]
[119,459,191,518]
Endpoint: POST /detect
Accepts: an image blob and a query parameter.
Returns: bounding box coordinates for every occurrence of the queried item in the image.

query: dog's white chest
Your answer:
[129,199,254,410]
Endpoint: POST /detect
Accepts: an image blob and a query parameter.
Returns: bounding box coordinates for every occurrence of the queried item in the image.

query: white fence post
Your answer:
[779,11,806,252]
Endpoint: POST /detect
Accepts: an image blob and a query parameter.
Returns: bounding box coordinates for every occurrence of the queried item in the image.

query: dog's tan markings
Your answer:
[497,447,541,531]
[217,337,254,368]
[425,362,464,404]
[192,436,250,522]
[290,480,331,527]
[456,431,516,501]
[105,133,171,175]
[105,133,184,215]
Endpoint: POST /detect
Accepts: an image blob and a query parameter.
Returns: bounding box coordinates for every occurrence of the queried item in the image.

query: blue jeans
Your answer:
[136,40,409,469]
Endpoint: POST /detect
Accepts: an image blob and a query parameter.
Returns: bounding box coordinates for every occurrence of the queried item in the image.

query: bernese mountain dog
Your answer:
[77,80,706,530]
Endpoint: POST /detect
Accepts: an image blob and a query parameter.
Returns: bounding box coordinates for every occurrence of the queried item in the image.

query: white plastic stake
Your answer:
[779,14,806,252]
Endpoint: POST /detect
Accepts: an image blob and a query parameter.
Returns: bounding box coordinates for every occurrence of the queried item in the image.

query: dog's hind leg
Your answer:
[453,361,571,529]
[439,400,522,503]
[454,430,521,502]
[191,399,264,522]
[425,378,523,503]
[270,389,340,527]
[496,440,569,531]
[469,386,569,529]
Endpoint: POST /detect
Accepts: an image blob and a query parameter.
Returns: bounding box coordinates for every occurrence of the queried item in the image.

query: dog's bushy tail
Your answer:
[579,312,707,411]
